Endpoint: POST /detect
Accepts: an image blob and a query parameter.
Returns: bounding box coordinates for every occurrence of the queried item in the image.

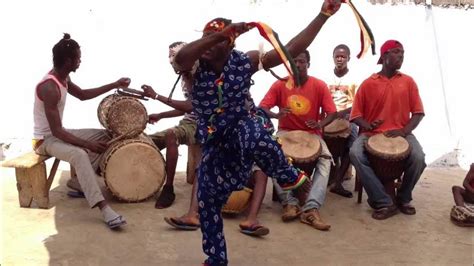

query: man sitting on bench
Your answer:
[33,33,130,229]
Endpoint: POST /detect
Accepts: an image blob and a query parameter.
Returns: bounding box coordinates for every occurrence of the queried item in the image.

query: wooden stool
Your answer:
[356,172,402,204]
[2,151,63,209]
[186,144,201,185]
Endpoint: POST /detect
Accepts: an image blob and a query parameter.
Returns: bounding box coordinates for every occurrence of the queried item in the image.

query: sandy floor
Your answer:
[1,165,473,266]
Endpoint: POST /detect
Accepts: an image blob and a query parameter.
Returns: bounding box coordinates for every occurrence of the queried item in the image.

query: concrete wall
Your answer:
[0,0,472,169]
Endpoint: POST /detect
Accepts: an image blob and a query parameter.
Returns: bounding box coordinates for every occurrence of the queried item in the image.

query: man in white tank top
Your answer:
[33,33,130,229]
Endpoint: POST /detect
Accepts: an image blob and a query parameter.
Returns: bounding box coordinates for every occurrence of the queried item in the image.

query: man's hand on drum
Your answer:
[276,107,292,118]
[115,78,131,89]
[86,141,108,154]
[369,119,384,130]
[321,0,342,17]
[141,84,158,99]
[305,119,321,129]
[384,129,406,138]
[148,113,163,124]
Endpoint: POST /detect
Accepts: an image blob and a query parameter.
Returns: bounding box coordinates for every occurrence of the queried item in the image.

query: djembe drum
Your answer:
[222,187,253,214]
[100,134,165,202]
[323,118,351,158]
[98,94,147,138]
[365,133,411,199]
[278,130,321,203]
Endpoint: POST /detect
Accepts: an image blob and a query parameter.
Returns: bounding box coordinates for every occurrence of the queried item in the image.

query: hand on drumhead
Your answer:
[115,78,131,88]
[384,129,406,138]
[305,119,321,129]
[148,113,162,124]
[321,0,342,17]
[141,84,157,99]
[86,141,108,153]
[277,107,292,118]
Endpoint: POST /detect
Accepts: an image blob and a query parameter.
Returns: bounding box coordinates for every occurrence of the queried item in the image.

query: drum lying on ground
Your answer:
[222,187,253,214]
[100,135,165,202]
[97,94,147,138]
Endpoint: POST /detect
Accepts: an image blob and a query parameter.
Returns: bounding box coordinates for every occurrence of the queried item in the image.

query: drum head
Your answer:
[107,97,147,137]
[324,119,350,135]
[97,94,116,128]
[102,139,165,202]
[366,134,411,159]
[279,130,321,162]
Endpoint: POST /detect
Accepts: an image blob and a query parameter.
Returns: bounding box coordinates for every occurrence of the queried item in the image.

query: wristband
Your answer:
[320,11,332,17]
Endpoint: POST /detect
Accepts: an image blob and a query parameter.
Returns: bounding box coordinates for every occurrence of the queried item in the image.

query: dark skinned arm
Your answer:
[68,77,130,101]
[384,113,424,138]
[141,84,193,113]
[39,81,107,153]
[148,110,185,124]
[463,164,474,194]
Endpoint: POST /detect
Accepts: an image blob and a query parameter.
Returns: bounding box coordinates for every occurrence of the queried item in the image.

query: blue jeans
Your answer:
[349,134,426,209]
[274,134,331,211]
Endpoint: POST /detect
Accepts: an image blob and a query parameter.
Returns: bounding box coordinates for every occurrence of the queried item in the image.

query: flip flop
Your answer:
[67,190,85,198]
[164,217,200,231]
[106,215,127,229]
[239,224,270,237]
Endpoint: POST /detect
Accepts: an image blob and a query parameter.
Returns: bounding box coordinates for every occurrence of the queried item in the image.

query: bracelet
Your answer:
[154,94,159,100]
[320,11,332,17]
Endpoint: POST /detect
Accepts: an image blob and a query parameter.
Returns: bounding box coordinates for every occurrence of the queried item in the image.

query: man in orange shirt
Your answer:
[260,50,337,230]
[349,40,426,220]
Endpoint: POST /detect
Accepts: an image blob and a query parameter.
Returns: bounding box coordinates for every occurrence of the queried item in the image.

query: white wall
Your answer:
[1,0,473,169]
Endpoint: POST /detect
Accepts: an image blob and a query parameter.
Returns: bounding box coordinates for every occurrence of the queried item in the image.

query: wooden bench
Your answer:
[2,151,63,209]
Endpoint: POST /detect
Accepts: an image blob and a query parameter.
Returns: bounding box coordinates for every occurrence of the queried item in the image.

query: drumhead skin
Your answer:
[279,130,321,163]
[324,118,350,135]
[366,133,411,160]
[98,94,147,138]
[101,138,165,202]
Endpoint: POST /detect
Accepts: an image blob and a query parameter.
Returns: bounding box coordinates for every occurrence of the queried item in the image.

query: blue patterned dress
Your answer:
[192,50,299,265]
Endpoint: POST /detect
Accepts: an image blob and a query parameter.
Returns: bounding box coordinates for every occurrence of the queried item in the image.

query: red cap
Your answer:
[377,40,403,64]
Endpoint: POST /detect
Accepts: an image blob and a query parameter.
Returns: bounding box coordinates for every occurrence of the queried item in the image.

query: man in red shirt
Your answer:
[260,50,337,231]
[349,40,426,220]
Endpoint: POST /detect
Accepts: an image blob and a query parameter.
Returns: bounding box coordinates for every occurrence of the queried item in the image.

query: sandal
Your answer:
[372,204,398,220]
[106,215,127,229]
[239,224,270,237]
[155,185,176,209]
[164,217,200,231]
[397,202,416,215]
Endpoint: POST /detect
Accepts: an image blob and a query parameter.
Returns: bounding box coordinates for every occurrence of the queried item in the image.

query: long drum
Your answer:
[278,130,321,163]
[98,94,147,138]
[365,133,411,182]
[100,135,165,202]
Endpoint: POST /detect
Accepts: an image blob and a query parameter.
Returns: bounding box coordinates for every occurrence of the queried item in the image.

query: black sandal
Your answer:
[330,186,353,198]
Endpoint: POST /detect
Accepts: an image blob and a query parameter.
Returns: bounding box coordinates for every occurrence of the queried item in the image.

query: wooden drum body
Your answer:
[323,119,351,158]
[365,134,411,183]
[98,94,147,138]
[100,135,165,202]
[222,187,253,214]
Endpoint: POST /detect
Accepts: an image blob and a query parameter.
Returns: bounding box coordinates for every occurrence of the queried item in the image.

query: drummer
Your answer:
[349,40,426,220]
[144,41,197,209]
[260,50,337,231]
[325,44,360,198]
[33,33,130,229]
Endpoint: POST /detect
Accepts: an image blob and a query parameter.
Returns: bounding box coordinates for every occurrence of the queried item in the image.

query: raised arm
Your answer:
[39,81,107,153]
[247,0,342,72]
[68,77,130,101]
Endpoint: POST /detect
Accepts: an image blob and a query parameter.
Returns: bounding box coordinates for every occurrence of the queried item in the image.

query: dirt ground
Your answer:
[1,165,473,266]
